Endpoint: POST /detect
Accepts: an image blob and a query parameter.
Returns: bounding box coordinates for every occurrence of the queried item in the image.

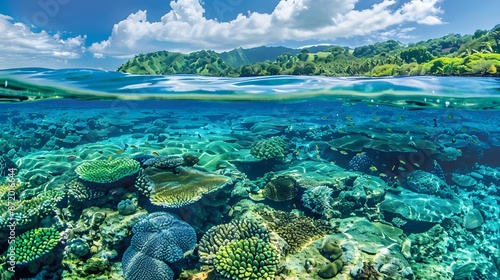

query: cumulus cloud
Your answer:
[89,0,443,58]
[0,14,86,68]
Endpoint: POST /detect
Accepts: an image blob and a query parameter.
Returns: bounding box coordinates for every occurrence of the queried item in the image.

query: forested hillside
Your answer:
[118,24,500,77]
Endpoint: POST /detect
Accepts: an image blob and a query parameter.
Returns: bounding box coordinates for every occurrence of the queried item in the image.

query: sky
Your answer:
[0,0,498,70]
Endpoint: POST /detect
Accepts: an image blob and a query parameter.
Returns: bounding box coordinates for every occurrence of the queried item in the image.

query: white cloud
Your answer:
[0,14,86,68]
[89,0,444,58]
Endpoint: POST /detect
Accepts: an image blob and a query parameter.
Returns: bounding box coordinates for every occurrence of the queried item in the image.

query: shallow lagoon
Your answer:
[0,69,500,279]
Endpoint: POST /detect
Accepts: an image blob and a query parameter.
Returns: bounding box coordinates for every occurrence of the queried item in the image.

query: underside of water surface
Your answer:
[0,69,500,280]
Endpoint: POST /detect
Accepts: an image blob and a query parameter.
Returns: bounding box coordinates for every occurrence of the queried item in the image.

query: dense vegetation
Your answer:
[118,24,500,77]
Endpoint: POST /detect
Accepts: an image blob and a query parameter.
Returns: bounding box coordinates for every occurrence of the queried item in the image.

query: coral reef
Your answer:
[250,176,298,202]
[250,137,288,160]
[117,199,137,216]
[142,155,184,170]
[213,237,279,280]
[348,154,373,172]
[302,185,333,217]
[122,212,196,280]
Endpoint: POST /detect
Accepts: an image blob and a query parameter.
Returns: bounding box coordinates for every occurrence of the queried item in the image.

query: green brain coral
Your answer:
[214,237,279,280]
[250,137,288,160]
[75,158,140,183]
[8,227,60,264]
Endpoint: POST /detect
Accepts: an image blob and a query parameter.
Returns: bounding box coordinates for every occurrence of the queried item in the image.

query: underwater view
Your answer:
[2,0,500,279]
[0,69,499,280]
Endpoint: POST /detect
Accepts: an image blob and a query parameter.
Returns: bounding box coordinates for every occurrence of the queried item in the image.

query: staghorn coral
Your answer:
[198,219,270,264]
[75,158,140,184]
[136,166,231,208]
[8,227,60,264]
[250,137,288,160]
[258,210,333,252]
[122,212,196,280]
[213,237,279,280]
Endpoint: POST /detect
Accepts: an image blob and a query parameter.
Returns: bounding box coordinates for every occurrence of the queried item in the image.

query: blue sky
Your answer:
[0,0,498,70]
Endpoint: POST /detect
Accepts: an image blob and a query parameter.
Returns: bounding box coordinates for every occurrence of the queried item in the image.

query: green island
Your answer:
[118,24,500,77]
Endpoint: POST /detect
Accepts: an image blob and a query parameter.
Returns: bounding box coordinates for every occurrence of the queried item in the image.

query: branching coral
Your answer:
[213,237,279,280]
[250,137,288,160]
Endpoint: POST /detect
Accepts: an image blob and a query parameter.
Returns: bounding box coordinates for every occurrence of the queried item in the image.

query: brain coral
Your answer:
[250,137,288,160]
[8,227,60,264]
[198,219,270,264]
[214,237,279,280]
[136,166,231,208]
[122,212,196,280]
[75,158,140,184]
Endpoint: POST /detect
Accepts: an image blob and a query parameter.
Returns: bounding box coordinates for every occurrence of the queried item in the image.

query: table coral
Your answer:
[213,237,279,280]
[75,158,140,185]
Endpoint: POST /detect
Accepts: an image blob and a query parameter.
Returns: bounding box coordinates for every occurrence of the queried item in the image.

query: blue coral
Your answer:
[122,212,196,280]
[348,154,373,172]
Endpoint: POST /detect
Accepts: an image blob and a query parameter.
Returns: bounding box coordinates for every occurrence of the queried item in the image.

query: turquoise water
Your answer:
[0,68,500,279]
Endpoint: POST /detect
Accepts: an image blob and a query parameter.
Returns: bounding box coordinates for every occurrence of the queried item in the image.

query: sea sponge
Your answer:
[198,219,270,264]
[317,259,343,278]
[136,166,231,208]
[213,237,279,280]
[250,137,288,160]
[8,227,60,264]
[75,158,140,184]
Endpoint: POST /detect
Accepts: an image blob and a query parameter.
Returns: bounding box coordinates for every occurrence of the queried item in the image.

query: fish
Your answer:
[413,163,420,168]
[152,151,160,156]
[405,131,410,135]
[399,159,406,165]
[451,138,456,143]
[321,116,328,120]
[330,161,336,165]
[372,116,380,121]
[67,155,77,161]
[447,114,454,119]
[116,149,125,154]
[197,133,201,139]
[391,165,396,171]
[345,116,353,121]
[130,144,138,149]
[379,173,387,177]
[315,145,319,151]
[398,166,406,171]
[337,129,346,133]
[356,152,365,156]
[340,150,348,155]
[386,128,392,132]
[144,141,150,146]
[456,148,462,153]
[108,155,113,160]
[295,150,300,156]
[396,116,404,121]
[316,154,320,159]
[369,165,377,172]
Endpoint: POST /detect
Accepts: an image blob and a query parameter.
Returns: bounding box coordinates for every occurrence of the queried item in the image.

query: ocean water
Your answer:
[0,68,500,280]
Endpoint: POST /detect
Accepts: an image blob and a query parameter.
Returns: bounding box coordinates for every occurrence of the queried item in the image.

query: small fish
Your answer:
[391,165,396,171]
[315,145,319,151]
[108,155,113,160]
[340,150,348,155]
[330,161,336,165]
[447,114,454,119]
[337,129,346,133]
[144,141,150,146]
[98,151,103,154]
[413,163,420,168]
[456,148,462,153]
[396,116,404,121]
[369,165,377,172]
[399,159,406,165]
[197,133,201,139]
[130,144,138,149]
[405,131,410,135]
[67,155,77,161]
[372,116,380,122]
[451,138,456,143]
[295,150,300,156]
[316,154,320,159]
[321,116,328,120]
[386,128,392,132]
[398,166,406,171]
[379,173,387,177]
[116,149,125,154]
[152,151,160,156]
[356,152,365,156]
[345,116,353,121]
